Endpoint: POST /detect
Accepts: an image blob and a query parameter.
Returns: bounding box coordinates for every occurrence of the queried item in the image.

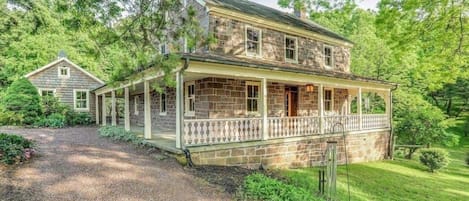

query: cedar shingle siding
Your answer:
[27,60,103,119]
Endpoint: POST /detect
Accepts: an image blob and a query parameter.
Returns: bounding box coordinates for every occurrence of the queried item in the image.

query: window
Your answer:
[39,89,55,97]
[58,66,70,78]
[160,90,167,115]
[246,81,260,113]
[324,89,333,111]
[185,81,195,116]
[324,45,334,68]
[74,90,89,111]
[285,36,298,62]
[246,26,262,56]
[134,96,139,115]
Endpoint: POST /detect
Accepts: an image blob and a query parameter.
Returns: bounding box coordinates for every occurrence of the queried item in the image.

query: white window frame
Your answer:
[38,88,56,97]
[159,89,167,116]
[246,81,261,114]
[58,66,70,78]
[245,26,262,57]
[324,88,334,112]
[323,45,334,69]
[134,96,139,115]
[284,35,298,63]
[184,81,195,117]
[73,89,89,111]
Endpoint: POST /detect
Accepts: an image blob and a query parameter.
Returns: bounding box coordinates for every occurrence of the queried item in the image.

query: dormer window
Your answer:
[246,26,262,56]
[285,36,298,63]
[324,45,334,69]
[58,66,70,78]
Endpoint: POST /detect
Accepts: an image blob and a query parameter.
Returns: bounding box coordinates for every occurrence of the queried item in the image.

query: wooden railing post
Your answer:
[111,90,117,126]
[101,94,106,126]
[124,87,130,131]
[358,87,363,130]
[144,80,152,139]
[261,78,268,140]
[318,84,324,134]
[175,71,183,148]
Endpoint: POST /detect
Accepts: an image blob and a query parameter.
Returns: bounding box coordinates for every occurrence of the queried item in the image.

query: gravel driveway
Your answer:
[0,127,230,201]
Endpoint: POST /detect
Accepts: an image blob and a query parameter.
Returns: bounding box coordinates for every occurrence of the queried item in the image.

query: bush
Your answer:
[242,173,322,201]
[41,96,69,116]
[2,78,42,125]
[98,126,145,145]
[66,111,92,126]
[34,113,66,128]
[0,133,35,165]
[419,148,449,172]
[0,110,23,126]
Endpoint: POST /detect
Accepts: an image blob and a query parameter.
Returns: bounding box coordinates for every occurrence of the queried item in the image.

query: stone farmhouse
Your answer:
[30,0,397,169]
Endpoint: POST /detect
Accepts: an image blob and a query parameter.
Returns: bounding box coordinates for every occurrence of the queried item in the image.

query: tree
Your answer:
[2,78,42,125]
[393,90,458,159]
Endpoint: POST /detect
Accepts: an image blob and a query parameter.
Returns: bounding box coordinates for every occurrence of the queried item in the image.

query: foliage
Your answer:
[0,133,34,165]
[419,148,449,172]
[41,96,69,117]
[393,90,459,158]
[2,78,42,125]
[34,113,66,128]
[0,110,23,126]
[466,152,469,166]
[428,79,469,117]
[66,111,92,126]
[242,173,321,201]
[98,126,146,146]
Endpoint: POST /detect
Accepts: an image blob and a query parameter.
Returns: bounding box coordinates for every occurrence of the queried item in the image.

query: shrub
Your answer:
[98,126,145,145]
[419,148,449,172]
[0,133,35,165]
[66,111,92,126]
[34,113,66,128]
[41,96,69,116]
[0,110,23,126]
[242,173,322,201]
[2,78,42,125]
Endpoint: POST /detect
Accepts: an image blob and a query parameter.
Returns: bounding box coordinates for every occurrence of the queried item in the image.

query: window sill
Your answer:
[159,112,167,116]
[184,112,195,117]
[74,108,89,112]
[285,59,298,64]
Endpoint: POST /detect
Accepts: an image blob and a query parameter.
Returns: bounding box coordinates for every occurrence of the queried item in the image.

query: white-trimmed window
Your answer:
[73,89,89,111]
[246,81,260,113]
[324,45,334,68]
[159,90,167,115]
[245,26,262,56]
[134,96,139,115]
[324,88,334,111]
[58,66,70,78]
[39,88,56,97]
[285,36,298,62]
[185,81,195,116]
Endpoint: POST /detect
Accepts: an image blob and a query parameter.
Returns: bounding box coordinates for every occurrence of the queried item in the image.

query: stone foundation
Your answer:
[189,129,390,169]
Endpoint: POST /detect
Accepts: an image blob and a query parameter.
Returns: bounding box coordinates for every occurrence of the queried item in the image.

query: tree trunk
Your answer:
[406,148,417,159]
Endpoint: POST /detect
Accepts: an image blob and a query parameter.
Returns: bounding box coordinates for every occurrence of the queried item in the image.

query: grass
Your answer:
[279,117,469,201]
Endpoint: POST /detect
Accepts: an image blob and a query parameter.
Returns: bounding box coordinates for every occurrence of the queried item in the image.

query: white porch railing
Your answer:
[183,114,389,146]
[183,118,262,146]
[268,116,320,139]
[363,114,389,130]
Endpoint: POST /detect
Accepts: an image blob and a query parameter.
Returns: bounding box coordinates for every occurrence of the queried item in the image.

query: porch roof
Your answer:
[182,53,397,87]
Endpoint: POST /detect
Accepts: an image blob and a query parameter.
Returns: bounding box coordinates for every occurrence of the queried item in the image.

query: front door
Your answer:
[285,86,298,117]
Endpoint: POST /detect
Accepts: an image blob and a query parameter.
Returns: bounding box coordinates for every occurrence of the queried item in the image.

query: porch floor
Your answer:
[122,125,181,154]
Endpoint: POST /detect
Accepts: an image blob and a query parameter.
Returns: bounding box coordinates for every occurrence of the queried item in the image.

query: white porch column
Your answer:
[111,90,117,126]
[124,87,130,131]
[358,87,363,130]
[95,94,99,125]
[101,94,106,126]
[175,72,183,148]
[261,78,268,140]
[144,80,152,139]
[387,90,392,128]
[318,84,324,134]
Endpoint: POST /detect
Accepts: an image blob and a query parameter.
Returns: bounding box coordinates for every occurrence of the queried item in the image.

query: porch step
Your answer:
[143,139,183,154]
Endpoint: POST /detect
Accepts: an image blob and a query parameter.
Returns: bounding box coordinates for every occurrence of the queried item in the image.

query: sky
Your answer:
[251,0,379,11]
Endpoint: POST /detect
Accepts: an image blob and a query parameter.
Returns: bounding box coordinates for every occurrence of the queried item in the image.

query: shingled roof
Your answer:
[206,0,352,43]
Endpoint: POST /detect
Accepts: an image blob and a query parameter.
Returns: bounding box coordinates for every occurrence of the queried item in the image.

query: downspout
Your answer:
[389,85,398,159]
[181,57,194,167]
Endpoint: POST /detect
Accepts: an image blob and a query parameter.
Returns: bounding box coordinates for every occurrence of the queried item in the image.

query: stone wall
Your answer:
[189,130,390,169]
[209,14,351,73]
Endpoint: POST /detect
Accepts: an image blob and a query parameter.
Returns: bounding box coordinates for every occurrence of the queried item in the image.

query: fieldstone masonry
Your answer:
[189,130,390,169]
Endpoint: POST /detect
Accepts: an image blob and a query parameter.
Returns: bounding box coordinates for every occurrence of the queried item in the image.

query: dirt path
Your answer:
[0,127,231,201]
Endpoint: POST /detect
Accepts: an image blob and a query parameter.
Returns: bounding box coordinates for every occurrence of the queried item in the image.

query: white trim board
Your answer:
[25,58,105,84]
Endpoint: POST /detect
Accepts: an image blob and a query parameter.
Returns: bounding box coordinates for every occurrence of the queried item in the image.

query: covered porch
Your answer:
[93,59,393,153]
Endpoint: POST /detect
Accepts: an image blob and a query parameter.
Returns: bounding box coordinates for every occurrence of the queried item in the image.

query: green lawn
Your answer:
[281,135,469,201]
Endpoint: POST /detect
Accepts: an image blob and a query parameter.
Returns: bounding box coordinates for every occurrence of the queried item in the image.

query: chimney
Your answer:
[294,7,307,19]
[57,50,67,59]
